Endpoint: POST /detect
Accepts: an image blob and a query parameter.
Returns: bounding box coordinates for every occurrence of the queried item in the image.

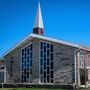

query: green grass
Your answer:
[0,88,89,90]
[0,88,66,90]
[80,88,90,90]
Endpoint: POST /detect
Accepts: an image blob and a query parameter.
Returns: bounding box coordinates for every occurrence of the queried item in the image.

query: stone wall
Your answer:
[5,48,21,83]
[0,72,4,83]
[32,39,39,84]
[4,38,40,83]
[53,43,77,84]
[4,38,78,84]
[34,39,77,85]
[0,59,5,83]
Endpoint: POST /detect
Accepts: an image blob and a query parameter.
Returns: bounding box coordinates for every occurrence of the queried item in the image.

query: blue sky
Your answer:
[0,0,90,57]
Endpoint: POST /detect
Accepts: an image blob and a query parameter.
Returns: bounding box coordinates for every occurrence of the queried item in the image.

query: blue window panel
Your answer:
[47,43,50,48]
[51,53,53,61]
[40,59,43,66]
[51,45,53,52]
[40,50,43,57]
[30,60,32,67]
[30,44,32,51]
[44,62,46,70]
[47,49,50,57]
[44,46,46,53]
[44,54,46,61]
[40,42,43,49]
[47,58,49,65]
[30,52,32,59]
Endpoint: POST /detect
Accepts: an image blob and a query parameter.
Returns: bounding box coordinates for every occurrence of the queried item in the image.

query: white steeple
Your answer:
[34,1,44,28]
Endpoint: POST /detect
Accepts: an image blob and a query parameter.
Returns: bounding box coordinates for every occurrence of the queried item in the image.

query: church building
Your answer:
[2,1,90,88]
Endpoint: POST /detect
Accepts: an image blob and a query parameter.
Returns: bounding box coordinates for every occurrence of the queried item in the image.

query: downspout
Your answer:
[73,48,80,88]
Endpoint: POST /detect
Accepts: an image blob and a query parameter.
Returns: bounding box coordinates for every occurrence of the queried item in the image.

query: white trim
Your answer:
[74,49,80,87]
[86,67,90,69]
[3,34,33,57]
[31,34,79,48]
[3,33,90,57]
[80,85,86,87]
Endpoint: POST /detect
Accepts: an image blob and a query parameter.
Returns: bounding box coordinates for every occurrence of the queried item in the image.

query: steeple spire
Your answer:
[33,1,44,35]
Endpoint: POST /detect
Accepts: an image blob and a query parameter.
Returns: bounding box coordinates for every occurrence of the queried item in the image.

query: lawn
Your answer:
[0,88,65,90]
[80,88,90,90]
[0,88,89,90]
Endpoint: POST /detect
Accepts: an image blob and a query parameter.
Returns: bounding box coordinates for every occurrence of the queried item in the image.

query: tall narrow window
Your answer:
[80,53,85,68]
[21,43,33,83]
[88,55,90,66]
[40,42,54,83]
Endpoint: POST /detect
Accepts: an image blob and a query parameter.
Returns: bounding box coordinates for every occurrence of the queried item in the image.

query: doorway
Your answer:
[80,69,88,85]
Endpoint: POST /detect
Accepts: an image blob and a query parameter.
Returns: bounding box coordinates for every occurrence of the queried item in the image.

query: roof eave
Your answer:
[3,33,90,57]
[30,33,80,48]
[3,34,34,57]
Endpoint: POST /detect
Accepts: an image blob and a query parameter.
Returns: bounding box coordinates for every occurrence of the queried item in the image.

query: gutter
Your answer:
[73,48,80,88]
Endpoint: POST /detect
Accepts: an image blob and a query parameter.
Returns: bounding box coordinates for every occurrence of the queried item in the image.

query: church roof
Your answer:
[3,33,90,57]
[34,1,44,28]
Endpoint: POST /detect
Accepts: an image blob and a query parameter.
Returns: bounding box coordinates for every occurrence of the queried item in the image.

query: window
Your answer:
[40,42,54,83]
[51,62,53,70]
[51,53,53,61]
[51,71,53,78]
[44,62,46,70]
[80,52,85,68]
[40,51,43,57]
[47,49,50,57]
[44,46,46,53]
[47,58,49,65]
[47,75,49,83]
[88,55,90,66]
[40,59,43,66]
[40,42,43,49]
[51,45,53,52]
[22,49,24,55]
[40,68,43,74]
[21,43,33,83]
[44,71,46,78]
[47,44,50,48]
[27,47,29,55]
[47,66,49,74]
[44,54,46,61]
